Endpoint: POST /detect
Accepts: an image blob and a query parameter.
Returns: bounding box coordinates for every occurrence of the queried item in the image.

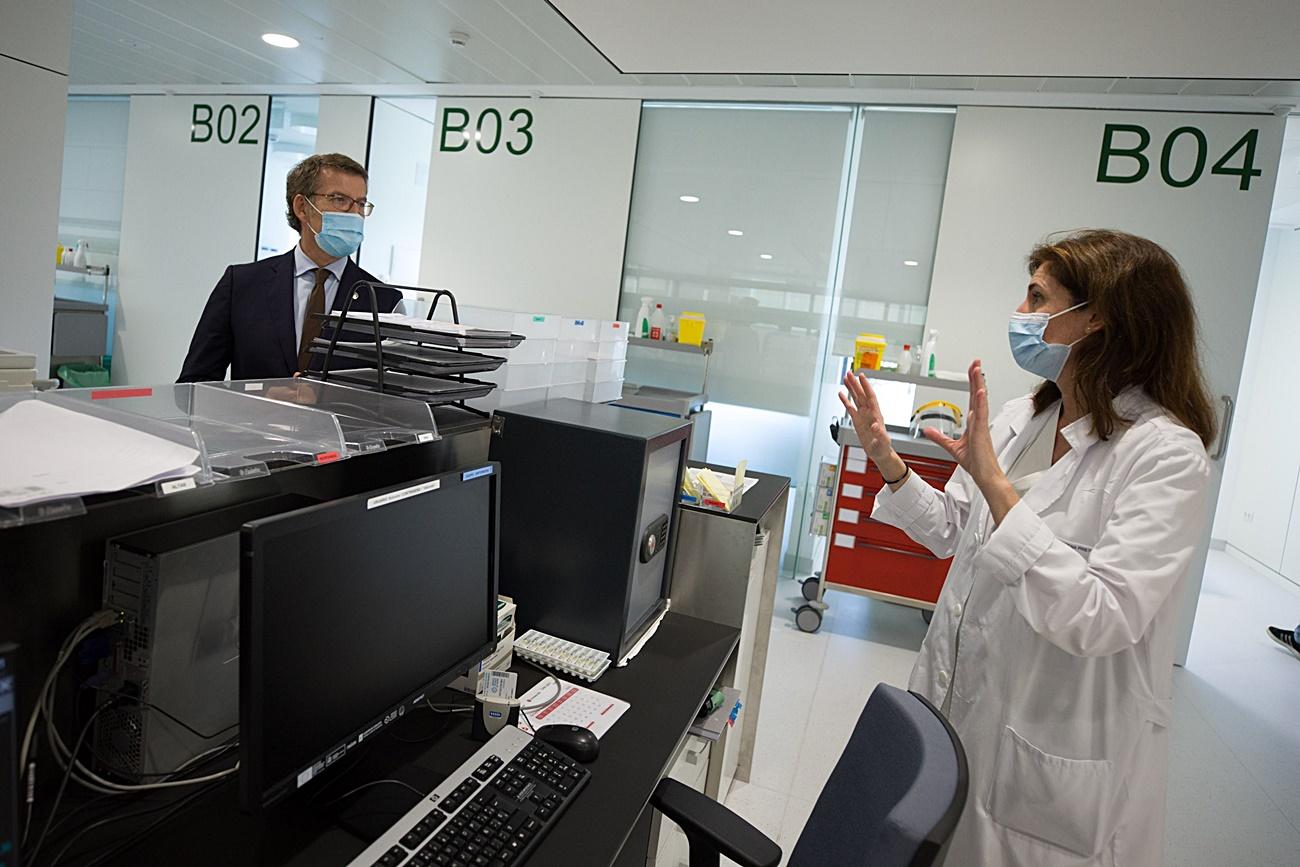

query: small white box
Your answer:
[491,339,555,366]
[591,340,628,361]
[597,321,630,341]
[583,380,624,403]
[586,359,627,383]
[558,318,599,341]
[481,362,551,391]
[468,385,549,412]
[458,307,561,340]
[550,360,586,385]
[548,381,585,401]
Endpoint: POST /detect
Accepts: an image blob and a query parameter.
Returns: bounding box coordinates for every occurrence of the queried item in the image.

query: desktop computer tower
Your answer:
[489,399,691,662]
[95,495,314,782]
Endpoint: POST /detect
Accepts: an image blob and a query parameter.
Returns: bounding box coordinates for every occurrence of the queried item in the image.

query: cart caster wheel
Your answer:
[801,577,820,602]
[921,609,933,625]
[795,605,823,634]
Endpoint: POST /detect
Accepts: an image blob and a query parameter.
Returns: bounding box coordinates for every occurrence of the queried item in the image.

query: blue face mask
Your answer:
[1008,301,1089,382]
[305,198,364,259]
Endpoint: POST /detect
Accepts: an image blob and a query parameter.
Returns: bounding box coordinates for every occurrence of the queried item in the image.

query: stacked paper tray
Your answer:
[330,311,525,349]
[308,340,506,377]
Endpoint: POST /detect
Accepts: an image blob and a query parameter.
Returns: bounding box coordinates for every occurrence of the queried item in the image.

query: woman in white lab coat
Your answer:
[839,229,1217,867]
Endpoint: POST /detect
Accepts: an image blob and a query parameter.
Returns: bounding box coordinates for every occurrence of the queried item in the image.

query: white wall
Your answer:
[0,0,72,372]
[360,98,436,286]
[58,98,130,259]
[419,97,641,319]
[315,95,372,164]
[1218,228,1300,588]
[925,105,1285,661]
[115,95,269,384]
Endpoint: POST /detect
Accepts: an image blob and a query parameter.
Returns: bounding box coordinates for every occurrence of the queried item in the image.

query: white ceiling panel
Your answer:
[551,0,1300,80]
[1107,78,1191,95]
[1039,77,1119,93]
[1180,79,1272,96]
[975,77,1046,92]
[850,75,913,89]
[794,74,852,88]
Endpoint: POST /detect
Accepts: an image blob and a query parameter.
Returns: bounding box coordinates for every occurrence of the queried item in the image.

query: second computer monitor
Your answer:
[239,465,499,811]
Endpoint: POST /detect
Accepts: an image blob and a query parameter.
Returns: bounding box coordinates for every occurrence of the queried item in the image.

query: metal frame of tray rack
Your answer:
[310,282,525,417]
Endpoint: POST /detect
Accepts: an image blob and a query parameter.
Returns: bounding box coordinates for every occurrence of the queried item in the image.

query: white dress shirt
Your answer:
[292,244,348,348]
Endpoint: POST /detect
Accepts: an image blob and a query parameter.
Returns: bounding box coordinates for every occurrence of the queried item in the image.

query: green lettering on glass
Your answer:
[1211,129,1263,191]
[191,104,214,143]
[1159,127,1208,188]
[440,107,470,152]
[507,108,534,156]
[239,104,261,144]
[216,104,237,144]
[1097,123,1150,184]
[476,108,503,154]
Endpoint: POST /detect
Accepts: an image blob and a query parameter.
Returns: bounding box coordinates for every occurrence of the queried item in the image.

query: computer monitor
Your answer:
[239,465,500,811]
[1,643,18,867]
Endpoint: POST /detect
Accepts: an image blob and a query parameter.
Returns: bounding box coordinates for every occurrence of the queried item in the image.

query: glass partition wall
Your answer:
[617,103,954,577]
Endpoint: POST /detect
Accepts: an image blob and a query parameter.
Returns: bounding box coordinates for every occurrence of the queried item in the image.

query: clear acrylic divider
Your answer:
[202,379,439,455]
[55,383,348,481]
[0,390,210,527]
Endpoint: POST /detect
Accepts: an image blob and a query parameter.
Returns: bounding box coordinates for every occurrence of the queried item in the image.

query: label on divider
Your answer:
[160,477,197,496]
[245,382,263,392]
[833,533,855,549]
[838,508,860,524]
[462,465,494,481]
[417,432,435,443]
[314,451,341,464]
[367,479,440,510]
[842,483,864,499]
[846,458,867,474]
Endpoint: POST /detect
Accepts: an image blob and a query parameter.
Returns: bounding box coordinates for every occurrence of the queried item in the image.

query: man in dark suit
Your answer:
[178,153,401,382]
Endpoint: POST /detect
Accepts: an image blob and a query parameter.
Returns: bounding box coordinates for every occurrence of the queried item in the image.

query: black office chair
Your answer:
[652,682,969,867]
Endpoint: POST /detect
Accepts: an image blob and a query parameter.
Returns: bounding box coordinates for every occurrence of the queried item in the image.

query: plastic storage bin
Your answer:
[547,382,585,401]
[56,362,110,388]
[678,313,706,347]
[854,333,887,371]
[586,359,627,383]
[550,360,586,385]
[583,380,624,404]
[481,362,551,391]
[468,385,549,413]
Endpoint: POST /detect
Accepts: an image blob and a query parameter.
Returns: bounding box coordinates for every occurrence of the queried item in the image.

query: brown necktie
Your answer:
[298,268,329,372]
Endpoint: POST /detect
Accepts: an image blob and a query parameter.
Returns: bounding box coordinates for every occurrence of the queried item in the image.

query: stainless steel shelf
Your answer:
[857,367,969,391]
[628,337,713,356]
[56,264,110,277]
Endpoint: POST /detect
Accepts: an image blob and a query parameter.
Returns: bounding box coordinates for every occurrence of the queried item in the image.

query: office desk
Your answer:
[89,613,738,866]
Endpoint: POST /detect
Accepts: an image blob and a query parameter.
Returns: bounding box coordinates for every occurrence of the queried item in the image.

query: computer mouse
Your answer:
[534,724,600,763]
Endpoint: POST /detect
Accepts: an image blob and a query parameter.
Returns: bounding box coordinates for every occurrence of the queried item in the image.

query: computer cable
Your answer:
[76,779,224,867]
[45,792,182,867]
[25,700,116,866]
[19,609,123,841]
[318,778,426,808]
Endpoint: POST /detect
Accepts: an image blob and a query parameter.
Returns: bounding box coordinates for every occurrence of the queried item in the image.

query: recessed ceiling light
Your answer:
[903,260,919,267]
[759,253,773,260]
[262,33,300,49]
[727,229,744,236]
[679,195,700,203]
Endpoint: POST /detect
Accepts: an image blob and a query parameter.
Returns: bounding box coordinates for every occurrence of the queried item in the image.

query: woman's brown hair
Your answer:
[1028,229,1218,448]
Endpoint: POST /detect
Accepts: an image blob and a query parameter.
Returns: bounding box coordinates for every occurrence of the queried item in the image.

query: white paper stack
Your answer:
[0,348,38,393]
[0,400,201,508]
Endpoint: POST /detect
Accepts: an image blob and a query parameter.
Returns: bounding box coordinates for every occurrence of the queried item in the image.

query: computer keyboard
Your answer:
[514,629,611,682]
[346,725,590,867]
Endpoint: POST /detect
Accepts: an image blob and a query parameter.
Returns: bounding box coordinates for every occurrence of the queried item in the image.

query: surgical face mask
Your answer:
[305,197,364,259]
[1007,301,1089,382]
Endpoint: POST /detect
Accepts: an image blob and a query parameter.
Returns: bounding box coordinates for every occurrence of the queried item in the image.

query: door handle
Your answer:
[1211,394,1235,461]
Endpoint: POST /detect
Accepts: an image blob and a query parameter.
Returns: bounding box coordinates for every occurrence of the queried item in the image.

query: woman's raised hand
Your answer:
[921,360,1003,489]
[839,371,902,471]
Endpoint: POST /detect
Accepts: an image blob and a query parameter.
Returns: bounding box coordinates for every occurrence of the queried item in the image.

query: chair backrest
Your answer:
[788,683,968,867]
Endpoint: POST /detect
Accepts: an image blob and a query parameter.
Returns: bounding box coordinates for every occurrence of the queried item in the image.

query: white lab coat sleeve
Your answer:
[871,463,973,560]
[977,434,1210,657]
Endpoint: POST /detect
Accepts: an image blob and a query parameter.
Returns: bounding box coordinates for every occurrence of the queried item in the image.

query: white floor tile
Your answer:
[776,796,817,866]
[721,780,789,866]
[747,550,1300,865]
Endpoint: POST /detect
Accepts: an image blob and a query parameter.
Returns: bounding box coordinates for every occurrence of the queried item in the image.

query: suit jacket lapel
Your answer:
[269,250,299,373]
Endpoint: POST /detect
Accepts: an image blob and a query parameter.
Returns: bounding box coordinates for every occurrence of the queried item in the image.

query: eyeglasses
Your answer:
[308,191,374,217]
